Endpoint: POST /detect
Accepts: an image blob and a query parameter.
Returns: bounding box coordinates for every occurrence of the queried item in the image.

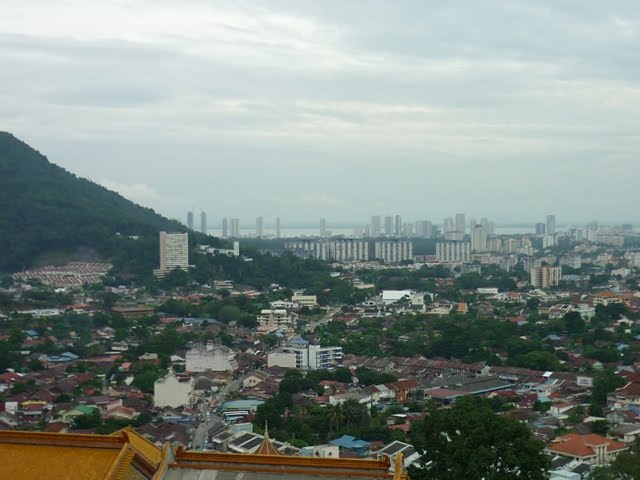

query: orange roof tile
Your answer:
[548,433,628,459]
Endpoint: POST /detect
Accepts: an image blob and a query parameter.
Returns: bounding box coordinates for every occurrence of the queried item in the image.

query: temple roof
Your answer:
[0,430,150,480]
[254,424,281,456]
[0,429,409,480]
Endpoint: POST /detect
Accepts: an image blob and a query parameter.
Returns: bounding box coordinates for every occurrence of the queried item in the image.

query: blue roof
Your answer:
[25,330,38,337]
[329,435,370,449]
[290,337,309,347]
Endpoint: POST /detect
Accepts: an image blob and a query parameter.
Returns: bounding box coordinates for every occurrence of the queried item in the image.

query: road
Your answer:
[190,377,242,450]
[305,306,340,332]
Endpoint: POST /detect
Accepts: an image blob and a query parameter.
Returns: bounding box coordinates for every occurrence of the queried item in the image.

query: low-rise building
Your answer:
[268,340,342,370]
[185,342,237,372]
[154,371,194,408]
[546,434,628,465]
[257,309,298,334]
[292,293,318,308]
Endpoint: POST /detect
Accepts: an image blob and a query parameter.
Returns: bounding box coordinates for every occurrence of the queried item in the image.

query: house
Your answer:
[153,372,194,408]
[242,370,270,390]
[329,434,370,457]
[547,433,629,465]
[185,342,237,372]
[378,440,421,469]
[609,424,640,444]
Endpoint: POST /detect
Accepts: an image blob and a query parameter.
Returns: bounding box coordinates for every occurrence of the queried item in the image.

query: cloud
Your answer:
[100,179,160,205]
[1,1,639,222]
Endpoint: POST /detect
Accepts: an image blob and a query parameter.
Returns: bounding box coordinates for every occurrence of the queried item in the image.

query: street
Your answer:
[189,376,242,450]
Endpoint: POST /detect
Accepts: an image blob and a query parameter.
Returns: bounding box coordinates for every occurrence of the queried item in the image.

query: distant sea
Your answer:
[206,226,536,238]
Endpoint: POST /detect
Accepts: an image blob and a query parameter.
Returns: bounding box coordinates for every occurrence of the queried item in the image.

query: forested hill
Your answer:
[0,132,206,272]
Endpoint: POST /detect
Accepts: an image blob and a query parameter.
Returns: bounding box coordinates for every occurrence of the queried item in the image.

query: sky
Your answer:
[1,1,640,226]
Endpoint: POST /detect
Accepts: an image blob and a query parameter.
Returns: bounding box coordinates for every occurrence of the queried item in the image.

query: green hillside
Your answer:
[0,132,210,273]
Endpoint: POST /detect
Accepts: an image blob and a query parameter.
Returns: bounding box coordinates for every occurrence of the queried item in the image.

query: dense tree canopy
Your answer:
[410,397,548,480]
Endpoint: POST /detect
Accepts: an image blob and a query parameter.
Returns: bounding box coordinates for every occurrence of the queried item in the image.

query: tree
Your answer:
[564,311,586,335]
[410,397,548,480]
[218,305,242,323]
[592,420,609,435]
[592,370,625,406]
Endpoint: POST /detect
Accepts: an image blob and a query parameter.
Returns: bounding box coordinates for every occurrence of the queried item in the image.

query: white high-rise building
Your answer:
[443,217,454,233]
[284,240,368,262]
[394,215,402,236]
[200,211,207,234]
[374,240,413,263]
[480,217,495,235]
[370,215,382,238]
[275,217,281,238]
[320,218,327,237]
[436,241,471,263]
[530,266,562,288]
[546,215,556,235]
[256,216,263,237]
[415,220,433,238]
[471,224,487,252]
[230,218,240,237]
[154,231,191,276]
[221,218,228,238]
[543,235,557,249]
[455,213,466,235]
[384,216,394,236]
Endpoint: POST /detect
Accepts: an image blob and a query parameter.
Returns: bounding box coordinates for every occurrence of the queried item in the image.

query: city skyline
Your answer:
[1,1,639,222]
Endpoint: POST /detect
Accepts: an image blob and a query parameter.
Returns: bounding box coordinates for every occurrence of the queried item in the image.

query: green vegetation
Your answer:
[0,132,215,273]
[254,369,404,445]
[410,397,548,480]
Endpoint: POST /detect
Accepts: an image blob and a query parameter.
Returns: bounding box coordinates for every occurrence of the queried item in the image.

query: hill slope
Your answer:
[0,132,204,273]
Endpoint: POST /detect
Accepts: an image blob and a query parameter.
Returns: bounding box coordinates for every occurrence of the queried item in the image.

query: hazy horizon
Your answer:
[2,1,639,223]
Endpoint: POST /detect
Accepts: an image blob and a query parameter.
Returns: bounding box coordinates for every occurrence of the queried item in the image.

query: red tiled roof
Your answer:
[548,434,628,459]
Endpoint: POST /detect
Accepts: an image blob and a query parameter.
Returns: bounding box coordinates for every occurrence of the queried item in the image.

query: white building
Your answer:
[374,241,413,263]
[257,309,298,334]
[154,231,191,277]
[154,371,194,408]
[436,242,471,263]
[530,266,562,288]
[284,240,368,262]
[185,342,237,372]
[455,213,466,235]
[230,218,240,237]
[292,293,318,308]
[268,342,343,370]
[471,224,487,252]
[546,215,556,235]
[543,235,557,249]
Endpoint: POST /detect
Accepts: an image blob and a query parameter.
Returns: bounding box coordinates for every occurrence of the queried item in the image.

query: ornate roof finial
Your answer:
[255,421,281,456]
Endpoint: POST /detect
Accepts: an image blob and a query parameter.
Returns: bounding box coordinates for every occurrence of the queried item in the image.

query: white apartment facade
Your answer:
[154,231,191,276]
[268,344,343,370]
[284,240,369,262]
[471,225,487,252]
[530,266,562,288]
[374,241,413,263]
[436,242,471,263]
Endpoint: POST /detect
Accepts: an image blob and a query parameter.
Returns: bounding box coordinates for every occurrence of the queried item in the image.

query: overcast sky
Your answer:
[2,1,639,226]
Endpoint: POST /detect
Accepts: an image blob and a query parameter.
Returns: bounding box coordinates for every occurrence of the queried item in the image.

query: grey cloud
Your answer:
[1,1,639,223]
